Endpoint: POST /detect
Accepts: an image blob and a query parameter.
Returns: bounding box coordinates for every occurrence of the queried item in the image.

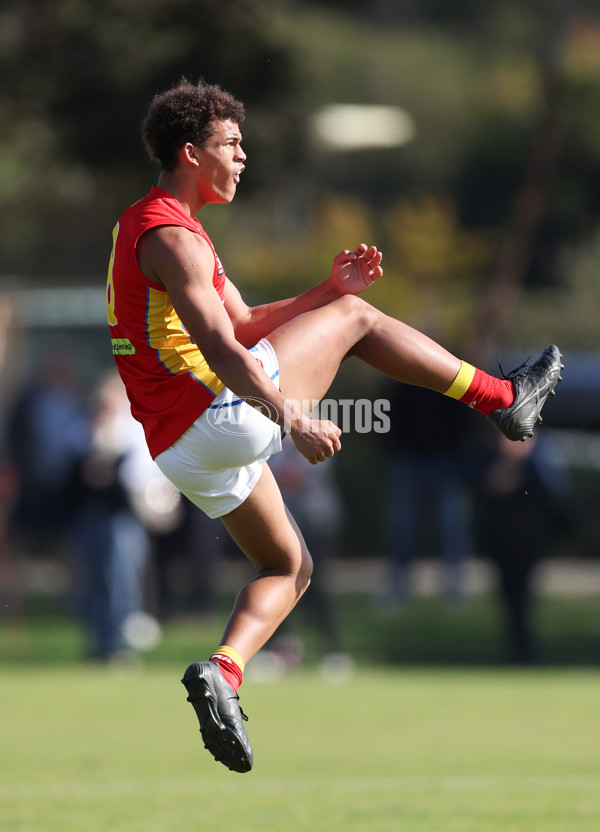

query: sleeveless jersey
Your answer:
[106,186,226,458]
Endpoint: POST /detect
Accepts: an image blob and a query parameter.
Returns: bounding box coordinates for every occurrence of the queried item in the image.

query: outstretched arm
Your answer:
[227,243,383,347]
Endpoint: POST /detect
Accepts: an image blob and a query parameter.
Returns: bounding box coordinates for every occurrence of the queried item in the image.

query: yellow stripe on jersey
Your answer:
[145,286,224,395]
[444,360,476,400]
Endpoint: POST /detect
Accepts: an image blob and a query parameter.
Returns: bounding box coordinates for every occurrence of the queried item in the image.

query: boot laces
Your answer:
[230,695,249,722]
[497,357,530,380]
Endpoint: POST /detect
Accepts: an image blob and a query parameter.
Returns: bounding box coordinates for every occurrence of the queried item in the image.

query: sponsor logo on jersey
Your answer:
[111,337,136,356]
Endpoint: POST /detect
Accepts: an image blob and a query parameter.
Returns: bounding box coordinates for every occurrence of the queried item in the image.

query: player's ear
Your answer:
[181,143,200,166]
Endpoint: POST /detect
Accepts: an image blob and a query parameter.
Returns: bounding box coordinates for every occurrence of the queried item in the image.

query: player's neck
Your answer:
[156,171,206,217]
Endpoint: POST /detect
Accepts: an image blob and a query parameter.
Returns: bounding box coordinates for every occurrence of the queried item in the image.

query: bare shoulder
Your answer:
[137,225,213,286]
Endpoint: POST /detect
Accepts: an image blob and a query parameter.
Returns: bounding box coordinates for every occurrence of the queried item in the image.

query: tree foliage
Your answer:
[1,0,600,353]
[0,0,303,273]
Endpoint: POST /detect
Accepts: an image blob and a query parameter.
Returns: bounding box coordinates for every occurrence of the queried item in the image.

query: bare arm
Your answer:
[138,225,288,414]
[225,243,383,346]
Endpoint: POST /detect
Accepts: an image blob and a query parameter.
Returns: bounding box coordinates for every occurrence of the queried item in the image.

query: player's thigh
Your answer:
[267,294,374,404]
[220,464,312,581]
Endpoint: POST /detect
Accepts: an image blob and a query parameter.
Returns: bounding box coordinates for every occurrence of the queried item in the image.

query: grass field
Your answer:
[4,591,600,668]
[2,593,600,831]
[2,663,599,832]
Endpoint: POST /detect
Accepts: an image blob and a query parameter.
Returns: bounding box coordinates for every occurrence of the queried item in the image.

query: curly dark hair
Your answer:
[141,78,245,171]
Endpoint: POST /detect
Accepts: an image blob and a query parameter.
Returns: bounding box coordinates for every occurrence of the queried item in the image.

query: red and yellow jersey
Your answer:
[106,186,226,458]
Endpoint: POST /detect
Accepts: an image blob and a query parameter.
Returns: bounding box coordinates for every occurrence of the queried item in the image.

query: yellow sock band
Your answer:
[444,361,476,400]
[212,645,245,673]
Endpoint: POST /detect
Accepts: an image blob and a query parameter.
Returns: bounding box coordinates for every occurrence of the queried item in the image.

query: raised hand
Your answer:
[329,243,383,296]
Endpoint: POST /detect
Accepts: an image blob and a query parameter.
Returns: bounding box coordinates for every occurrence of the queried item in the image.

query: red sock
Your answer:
[210,646,244,694]
[460,368,515,415]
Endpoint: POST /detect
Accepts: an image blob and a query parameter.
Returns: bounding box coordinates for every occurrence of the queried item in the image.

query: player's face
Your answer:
[194,119,246,205]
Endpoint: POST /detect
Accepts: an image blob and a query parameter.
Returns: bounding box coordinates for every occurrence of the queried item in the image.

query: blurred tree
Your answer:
[459,4,572,360]
[1,0,600,359]
[0,0,304,274]
[283,2,600,354]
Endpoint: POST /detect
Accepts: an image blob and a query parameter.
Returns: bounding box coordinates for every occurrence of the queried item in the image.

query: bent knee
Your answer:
[284,544,312,596]
[258,543,312,593]
[335,293,377,331]
[335,293,368,314]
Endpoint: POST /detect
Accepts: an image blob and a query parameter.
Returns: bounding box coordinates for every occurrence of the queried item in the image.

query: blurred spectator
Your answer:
[380,382,477,608]
[474,433,577,664]
[66,372,156,661]
[5,344,89,550]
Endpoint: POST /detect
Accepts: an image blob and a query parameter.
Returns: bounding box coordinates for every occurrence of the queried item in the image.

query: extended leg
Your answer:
[266,294,561,442]
[267,294,461,405]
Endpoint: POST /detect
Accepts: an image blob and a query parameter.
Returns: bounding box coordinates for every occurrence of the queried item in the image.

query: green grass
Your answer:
[4,592,600,668]
[2,594,600,831]
[1,665,599,831]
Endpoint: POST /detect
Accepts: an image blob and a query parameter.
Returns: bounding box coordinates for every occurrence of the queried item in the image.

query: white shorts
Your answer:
[154,339,282,519]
